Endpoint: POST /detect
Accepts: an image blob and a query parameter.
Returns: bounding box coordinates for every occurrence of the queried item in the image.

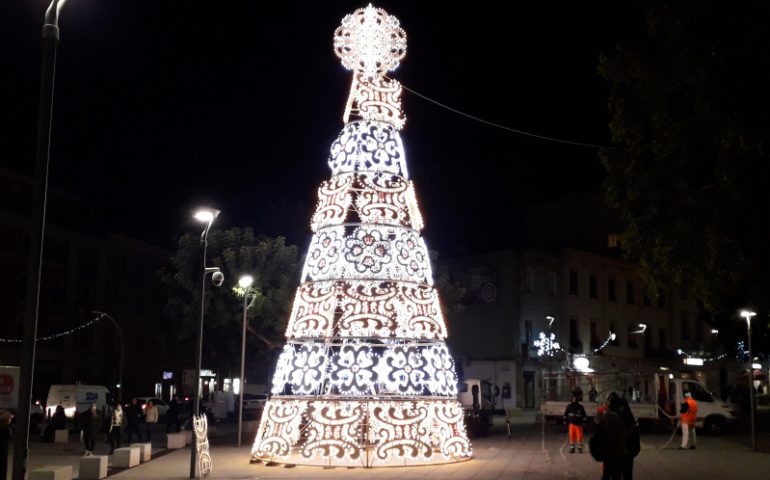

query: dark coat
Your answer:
[564,401,587,425]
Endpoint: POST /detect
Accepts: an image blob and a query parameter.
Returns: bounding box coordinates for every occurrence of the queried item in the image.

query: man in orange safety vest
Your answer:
[679,391,698,449]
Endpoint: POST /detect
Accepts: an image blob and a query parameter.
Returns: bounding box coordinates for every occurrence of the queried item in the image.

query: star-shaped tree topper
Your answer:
[334,4,407,79]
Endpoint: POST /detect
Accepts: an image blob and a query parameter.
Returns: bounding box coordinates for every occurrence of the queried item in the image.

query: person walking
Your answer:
[0,410,12,480]
[109,403,124,454]
[144,400,159,442]
[564,394,587,453]
[613,396,640,480]
[80,404,99,456]
[125,398,143,443]
[166,395,181,433]
[590,393,628,480]
[680,391,698,450]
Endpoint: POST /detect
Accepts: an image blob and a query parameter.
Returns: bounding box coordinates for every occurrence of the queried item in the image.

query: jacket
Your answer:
[145,405,159,424]
[680,397,697,426]
[564,402,587,426]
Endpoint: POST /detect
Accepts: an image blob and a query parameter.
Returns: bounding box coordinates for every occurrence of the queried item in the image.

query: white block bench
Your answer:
[183,429,192,445]
[30,465,72,480]
[53,429,69,443]
[130,442,152,462]
[112,446,141,468]
[79,455,108,480]
[167,432,186,449]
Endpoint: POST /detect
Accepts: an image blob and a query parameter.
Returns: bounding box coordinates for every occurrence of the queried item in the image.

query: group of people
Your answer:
[105,397,182,454]
[566,387,699,480]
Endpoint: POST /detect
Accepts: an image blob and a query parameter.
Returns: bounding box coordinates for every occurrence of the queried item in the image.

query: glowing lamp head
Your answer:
[238,275,254,289]
[740,310,757,320]
[193,208,220,223]
[573,357,590,371]
[610,333,617,341]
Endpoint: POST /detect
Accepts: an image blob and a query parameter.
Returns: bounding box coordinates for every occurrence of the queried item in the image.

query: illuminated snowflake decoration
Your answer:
[334,4,407,79]
[533,331,561,357]
[252,4,470,468]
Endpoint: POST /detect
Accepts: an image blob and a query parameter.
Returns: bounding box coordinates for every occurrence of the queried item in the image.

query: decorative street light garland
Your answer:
[0,312,107,343]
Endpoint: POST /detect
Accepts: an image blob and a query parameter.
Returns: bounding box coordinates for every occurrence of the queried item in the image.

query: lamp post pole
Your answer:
[237,275,254,448]
[190,209,220,479]
[740,310,757,451]
[93,311,124,403]
[13,2,67,479]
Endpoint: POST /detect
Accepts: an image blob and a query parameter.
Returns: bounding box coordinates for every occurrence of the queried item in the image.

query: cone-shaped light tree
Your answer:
[250,4,472,467]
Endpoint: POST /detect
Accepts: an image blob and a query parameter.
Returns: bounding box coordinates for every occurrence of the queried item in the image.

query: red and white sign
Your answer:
[0,366,20,409]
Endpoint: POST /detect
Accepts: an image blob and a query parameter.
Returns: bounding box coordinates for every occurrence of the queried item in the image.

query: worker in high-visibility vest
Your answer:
[679,391,698,449]
[564,394,587,453]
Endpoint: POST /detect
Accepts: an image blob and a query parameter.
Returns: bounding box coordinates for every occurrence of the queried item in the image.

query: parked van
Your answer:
[45,385,111,418]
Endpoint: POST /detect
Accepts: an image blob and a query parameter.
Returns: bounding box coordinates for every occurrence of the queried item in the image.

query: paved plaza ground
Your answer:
[8,413,770,480]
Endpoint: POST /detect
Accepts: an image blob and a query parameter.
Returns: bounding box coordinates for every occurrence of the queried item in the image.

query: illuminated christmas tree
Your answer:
[250,5,472,467]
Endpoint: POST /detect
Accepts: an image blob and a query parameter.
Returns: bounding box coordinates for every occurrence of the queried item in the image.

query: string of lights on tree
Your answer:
[0,313,107,344]
[250,5,471,468]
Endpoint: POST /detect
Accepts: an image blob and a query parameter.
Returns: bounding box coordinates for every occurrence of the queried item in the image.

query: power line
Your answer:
[394,78,610,149]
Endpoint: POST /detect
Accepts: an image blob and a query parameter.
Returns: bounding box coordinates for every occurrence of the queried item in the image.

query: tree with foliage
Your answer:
[159,228,300,376]
[599,1,770,346]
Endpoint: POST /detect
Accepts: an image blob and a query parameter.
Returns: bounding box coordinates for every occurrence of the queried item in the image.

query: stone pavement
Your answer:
[13,417,770,480]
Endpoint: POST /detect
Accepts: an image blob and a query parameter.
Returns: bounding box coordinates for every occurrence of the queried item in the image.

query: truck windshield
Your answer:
[683,382,713,402]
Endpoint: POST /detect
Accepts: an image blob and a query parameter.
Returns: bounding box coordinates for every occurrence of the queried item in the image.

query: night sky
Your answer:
[2,1,639,255]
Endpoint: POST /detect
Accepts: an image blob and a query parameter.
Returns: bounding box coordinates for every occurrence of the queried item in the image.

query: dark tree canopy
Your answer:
[599,0,770,342]
[160,228,300,375]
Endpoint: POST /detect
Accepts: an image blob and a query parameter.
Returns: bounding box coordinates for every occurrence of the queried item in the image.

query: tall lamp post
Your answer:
[14,2,68,479]
[92,311,125,403]
[740,309,757,451]
[237,275,256,448]
[190,208,222,479]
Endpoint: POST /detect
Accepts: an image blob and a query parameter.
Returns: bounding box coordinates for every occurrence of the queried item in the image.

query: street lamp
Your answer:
[92,311,125,403]
[14,2,69,479]
[237,275,255,448]
[740,309,757,451]
[190,207,222,479]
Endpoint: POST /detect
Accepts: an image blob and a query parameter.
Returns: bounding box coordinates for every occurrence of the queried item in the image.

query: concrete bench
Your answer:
[53,429,69,443]
[130,442,152,462]
[112,446,140,468]
[30,466,72,480]
[167,432,186,449]
[78,455,108,480]
[183,429,192,445]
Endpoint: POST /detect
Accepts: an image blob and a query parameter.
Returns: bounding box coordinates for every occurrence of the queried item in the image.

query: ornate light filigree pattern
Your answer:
[311,173,424,232]
[253,4,471,468]
[334,5,406,78]
[285,280,448,340]
[328,121,408,177]
[302,226,432,285]
[269,340,457,397]
[252,399,471,467]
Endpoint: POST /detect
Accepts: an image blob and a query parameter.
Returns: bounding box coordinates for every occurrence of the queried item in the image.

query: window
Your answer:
[680,312,690,340]
[589,275,598,299]
[608,278,617,302]
[626,281,635,304]
[682,382,713,402]
[643,290,651,306]
[524,267,534,292]
[569,271,579,295]
[657,289,666,309]
[524,321,532,347]
[608,233,620,248]
[548,271,559,297]
[590,320,599,349]
[659,328,667,349]
[569,318,581,352]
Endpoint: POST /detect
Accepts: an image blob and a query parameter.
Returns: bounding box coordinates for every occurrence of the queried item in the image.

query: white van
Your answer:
[45,385,111,418]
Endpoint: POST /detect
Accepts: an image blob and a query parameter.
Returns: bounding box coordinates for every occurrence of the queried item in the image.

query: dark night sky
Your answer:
[1,1,640,255]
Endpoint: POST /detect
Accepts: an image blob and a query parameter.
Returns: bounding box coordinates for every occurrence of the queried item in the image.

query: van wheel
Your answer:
[705,416,726,435]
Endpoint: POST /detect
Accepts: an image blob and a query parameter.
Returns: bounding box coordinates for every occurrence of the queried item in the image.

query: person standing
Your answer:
[680,391,698,450]
[166,395,181,433]
[0,410,12,480]
[80,404,99,456]
[591,393,628,480]
[125,398,142,444]
[564,394,587,453]
[144,401,159,442]
[613,397,640,480]
[109,403,124,454]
